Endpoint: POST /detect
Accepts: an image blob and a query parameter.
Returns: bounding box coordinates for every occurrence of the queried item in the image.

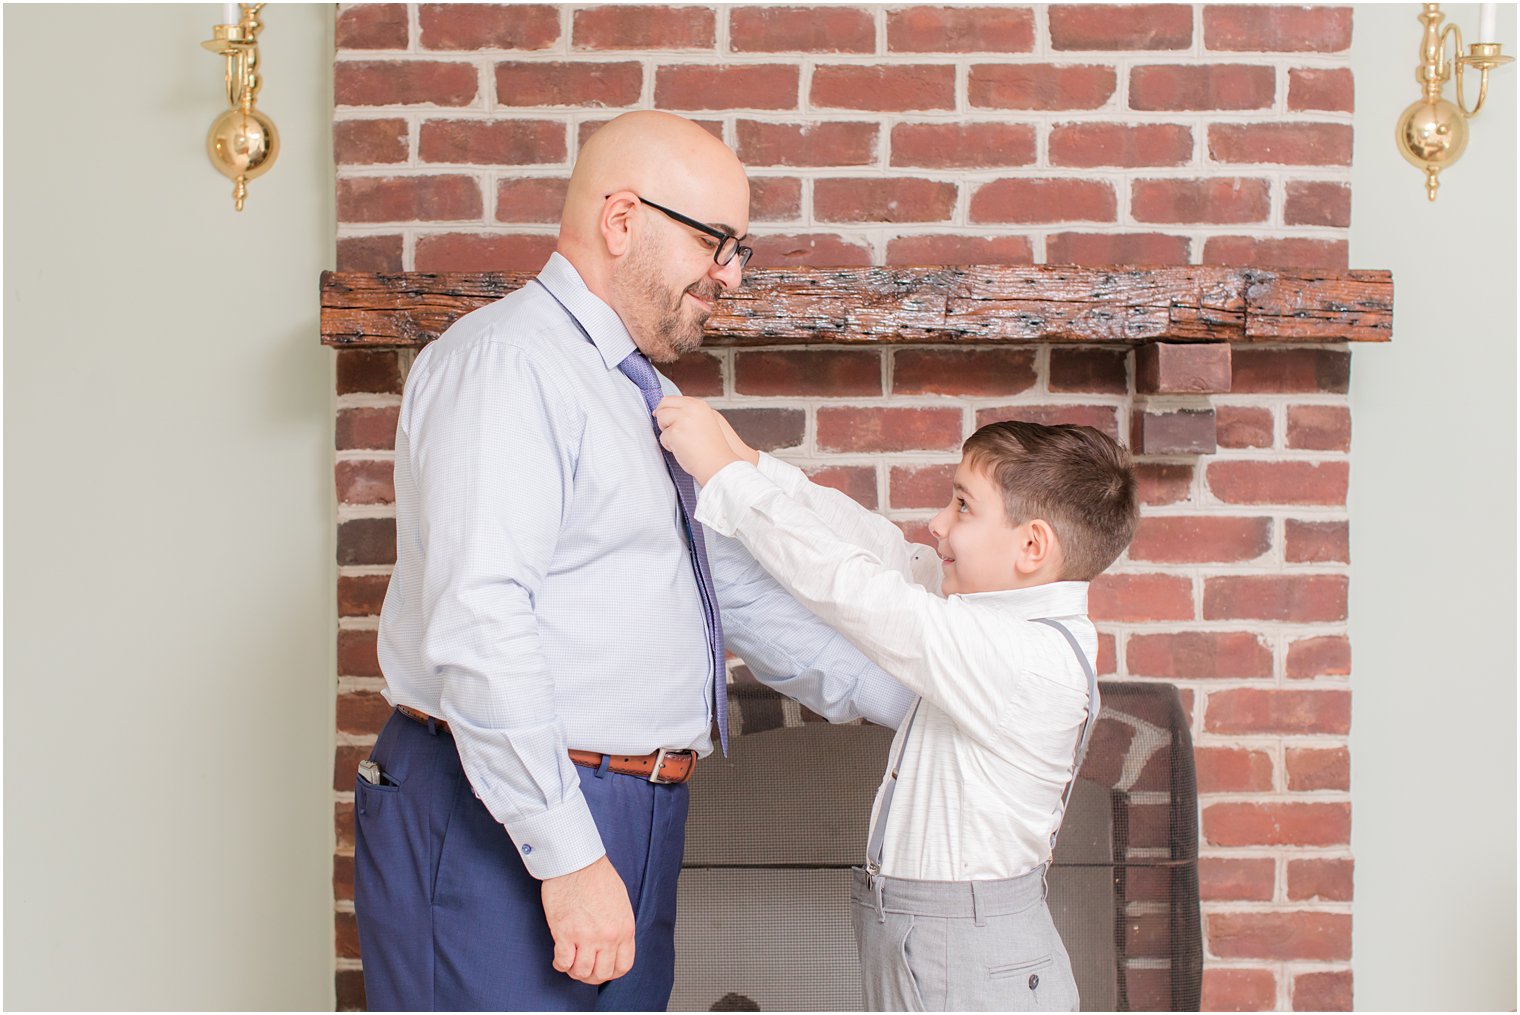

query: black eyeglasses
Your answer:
[633,195,753,269]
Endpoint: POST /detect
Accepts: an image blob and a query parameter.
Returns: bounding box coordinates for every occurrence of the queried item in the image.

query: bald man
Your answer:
[354,111,913,1010]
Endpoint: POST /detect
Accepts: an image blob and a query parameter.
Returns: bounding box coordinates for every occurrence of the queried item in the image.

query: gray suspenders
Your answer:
[865,698,922,875]
[1031,617,1101,857]
[864,617,1099,877]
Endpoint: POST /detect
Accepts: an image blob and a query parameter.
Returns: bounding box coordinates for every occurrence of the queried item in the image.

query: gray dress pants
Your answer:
[851,866,1079,1012]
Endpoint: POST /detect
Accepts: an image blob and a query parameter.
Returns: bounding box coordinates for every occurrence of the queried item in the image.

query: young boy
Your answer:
[654,396,1139,1013]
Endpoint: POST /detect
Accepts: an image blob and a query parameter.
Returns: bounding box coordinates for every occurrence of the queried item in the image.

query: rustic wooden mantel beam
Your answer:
[320,264,1392,349]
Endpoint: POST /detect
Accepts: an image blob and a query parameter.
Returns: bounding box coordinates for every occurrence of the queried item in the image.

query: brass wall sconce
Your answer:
[202,4,278,211]
[1395,2,1512,200]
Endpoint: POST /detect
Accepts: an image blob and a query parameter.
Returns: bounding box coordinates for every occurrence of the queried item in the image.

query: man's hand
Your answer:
[654,396,743,484]
[541,855,636,985]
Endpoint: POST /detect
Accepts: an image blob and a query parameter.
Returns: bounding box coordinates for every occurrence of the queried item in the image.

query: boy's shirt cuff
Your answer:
[756,452,808,497]
[695,460,769,536]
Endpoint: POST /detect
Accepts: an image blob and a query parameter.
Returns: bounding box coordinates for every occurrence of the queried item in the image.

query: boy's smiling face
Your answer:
[928,457,1041,595]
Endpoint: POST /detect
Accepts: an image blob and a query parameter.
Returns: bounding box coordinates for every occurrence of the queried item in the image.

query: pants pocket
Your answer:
[895,916,929,1012]
[352,727,445,1012]
[986,953,1069,1011]
[354,773,422,897]
[970,906,1077,1012]
[853,900,928,1012]
[988,954,1053,980]
[354,769,401,816]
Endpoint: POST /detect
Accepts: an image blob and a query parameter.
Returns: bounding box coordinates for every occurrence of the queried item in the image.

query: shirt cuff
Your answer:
[756,452,809,497]
[503,793,607,880]
[695,459,768,536]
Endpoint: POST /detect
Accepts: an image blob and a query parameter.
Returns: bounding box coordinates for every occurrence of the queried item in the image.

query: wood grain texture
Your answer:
[321,265,1392,348]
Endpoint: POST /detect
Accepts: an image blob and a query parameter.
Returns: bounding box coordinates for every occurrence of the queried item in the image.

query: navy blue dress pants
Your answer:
[353,711,690,1011]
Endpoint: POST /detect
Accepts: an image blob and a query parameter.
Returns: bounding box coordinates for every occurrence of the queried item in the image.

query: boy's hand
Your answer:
[714,410,759,467]
[654,396,742,485]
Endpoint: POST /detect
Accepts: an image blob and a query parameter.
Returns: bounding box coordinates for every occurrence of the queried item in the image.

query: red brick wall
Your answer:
[332,6,1355,1011]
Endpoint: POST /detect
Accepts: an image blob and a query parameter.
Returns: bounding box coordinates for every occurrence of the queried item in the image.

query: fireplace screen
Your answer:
[673,681,1202,1012]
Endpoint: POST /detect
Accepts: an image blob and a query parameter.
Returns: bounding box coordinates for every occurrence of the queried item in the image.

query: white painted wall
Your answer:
[3,5,335,1009]
[1348,4,1517,1011]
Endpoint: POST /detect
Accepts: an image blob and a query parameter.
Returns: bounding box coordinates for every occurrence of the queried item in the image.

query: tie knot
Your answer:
[617,349,662,395]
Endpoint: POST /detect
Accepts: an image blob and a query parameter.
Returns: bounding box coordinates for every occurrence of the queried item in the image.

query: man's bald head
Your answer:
[560,111,748,255]
[554,111,751,362]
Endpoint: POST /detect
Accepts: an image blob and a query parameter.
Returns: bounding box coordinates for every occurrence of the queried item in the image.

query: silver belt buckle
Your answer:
[647,746,672,784]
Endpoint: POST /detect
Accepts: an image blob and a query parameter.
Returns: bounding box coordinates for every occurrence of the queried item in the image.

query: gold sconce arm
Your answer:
[1456,39,1513,117]
[202,4,278,211]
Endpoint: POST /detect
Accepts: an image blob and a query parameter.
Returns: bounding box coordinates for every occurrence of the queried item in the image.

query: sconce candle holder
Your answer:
[202,4,278,211]
[1395,2,1512,201]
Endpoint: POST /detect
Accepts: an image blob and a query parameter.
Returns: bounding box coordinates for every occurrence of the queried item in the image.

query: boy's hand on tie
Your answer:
[541,855,637,985]
[654,396,742,485]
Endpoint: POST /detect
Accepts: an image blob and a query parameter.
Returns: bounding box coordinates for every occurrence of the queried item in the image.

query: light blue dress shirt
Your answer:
[378,253,913,879]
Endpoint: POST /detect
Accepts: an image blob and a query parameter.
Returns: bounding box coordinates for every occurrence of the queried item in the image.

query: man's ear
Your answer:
[1015,519,1061,576]
[601,191,638,258]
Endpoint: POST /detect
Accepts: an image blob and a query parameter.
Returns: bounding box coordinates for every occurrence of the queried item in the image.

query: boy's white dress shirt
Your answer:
[696,453,1097,882]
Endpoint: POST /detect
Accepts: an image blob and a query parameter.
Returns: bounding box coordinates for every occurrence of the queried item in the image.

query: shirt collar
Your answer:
[960,580,1089,620]
[535,252,638,371]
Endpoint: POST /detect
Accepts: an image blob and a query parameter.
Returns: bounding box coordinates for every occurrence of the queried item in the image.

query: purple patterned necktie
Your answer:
[617,349,729,756]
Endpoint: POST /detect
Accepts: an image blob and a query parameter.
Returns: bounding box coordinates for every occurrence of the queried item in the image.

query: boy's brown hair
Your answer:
[961,420,1139,581]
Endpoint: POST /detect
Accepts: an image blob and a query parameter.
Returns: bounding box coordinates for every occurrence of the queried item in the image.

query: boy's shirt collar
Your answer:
[959,579,1089,620]
[535,252,638,371]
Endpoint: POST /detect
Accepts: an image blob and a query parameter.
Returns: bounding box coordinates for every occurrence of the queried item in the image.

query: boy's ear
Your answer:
[1015,518,1062,576]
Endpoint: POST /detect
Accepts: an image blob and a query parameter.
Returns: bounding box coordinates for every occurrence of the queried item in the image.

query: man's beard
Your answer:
[617,240,720,363]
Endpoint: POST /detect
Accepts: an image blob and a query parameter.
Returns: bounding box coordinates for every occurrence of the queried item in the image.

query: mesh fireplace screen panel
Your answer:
[672,682,1201,1012]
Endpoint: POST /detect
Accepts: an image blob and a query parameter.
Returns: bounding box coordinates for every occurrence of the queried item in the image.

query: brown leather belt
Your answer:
[394,705,697,785]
